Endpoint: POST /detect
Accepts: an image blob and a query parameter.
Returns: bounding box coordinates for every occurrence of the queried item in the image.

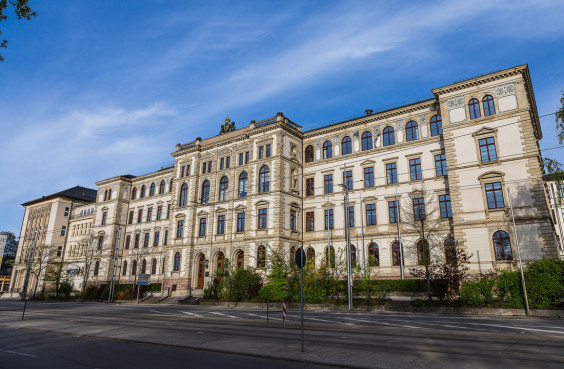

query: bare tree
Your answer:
[77,233,104,294]
[26,243,54,298]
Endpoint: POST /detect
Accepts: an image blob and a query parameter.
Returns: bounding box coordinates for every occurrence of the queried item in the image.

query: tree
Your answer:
[543,92,564,184]
[44,259,68,298]
[76,233,104,294]
[0,231,18,275]
[25,243,54,298]
[0,0,37,62]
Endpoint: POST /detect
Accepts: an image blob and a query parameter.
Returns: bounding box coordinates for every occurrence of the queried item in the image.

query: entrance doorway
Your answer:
[197,254,205,289]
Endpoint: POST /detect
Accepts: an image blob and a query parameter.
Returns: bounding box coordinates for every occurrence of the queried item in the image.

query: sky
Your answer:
[1,0,564,235]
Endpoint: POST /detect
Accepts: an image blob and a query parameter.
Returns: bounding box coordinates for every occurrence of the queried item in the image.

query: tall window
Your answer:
[154,231,160,247]
[383,126,395,146]
[469,98,481,119]
[169,179,173,192]
[147,207,153,221]
[125,235,131,249]
[325,246,335,268]
[132,260,137,275]
[266,144,271,157]
[131,187,137,200]
[343,170,353,190]
[257,245,266,268]
[122,261,128,276]
[152,258,157,274]
[388,200,398,223]
[259,166,270,193]
[392,241,401,266]
[366,203,377,225]
[164,230,168,245]
[245,151,249,163]
[217,215,225,234]
[208,161,212,172]
[368,243,379,266]
[479,137,497,163]
[290,210,296,231]
[405,121,419,141]
[439,194,452,218]
[134,233,140,248]
[167,204,171,218]
[101,212,107,225]
[179,183,188,206]
[94,261,99,276]
[226,157,231,169]
[239,153,244,166]
[306,247,315,261]
[409,158,422,180]
[350,245,357,267]
[493,230,513,260]
[305,145,314,163]
[361,131,373,151]
[150,183,156,196]
[202,162,206,174]
[199,218,207,236]
[159,180,165,194]
[364,167,374,187]
[176,220,184,238]
[220,158,224,170]
[156,205,163,220]
[201,180,210,204]
[238,172,248,197]
[144,233,149,247]
[323,141,332,159]
[174,252,181,271]
[219,176,229,201]
[306,212,314,232]
[237,212,245,232]
[258,208,267,229]
[417,240,430,265]
[413,198,425,221]
[236,251,244,269]
[444,238,456,264]
[435,154,447,176]
[483,95,496,116]
[324,209,334,230]
[306,178,314,196]
[98,235,104,249]
[137,209,143,223]
[259,146,264,159]
[386,162,398,184]
[430,115,442,136]
[140,185,146,198]
[485,182,504,209]
[341,136,352,155]
[348,206,355,227]
[324,174,333,194]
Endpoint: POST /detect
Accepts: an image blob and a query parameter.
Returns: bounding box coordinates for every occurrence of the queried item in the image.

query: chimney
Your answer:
[365,109,373,116]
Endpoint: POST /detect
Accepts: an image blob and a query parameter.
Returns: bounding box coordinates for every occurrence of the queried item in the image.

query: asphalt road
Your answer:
[0,300,563,368]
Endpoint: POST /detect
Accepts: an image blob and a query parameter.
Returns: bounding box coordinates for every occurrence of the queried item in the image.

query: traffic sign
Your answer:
[137,274,150,285]
[295,248,306,268]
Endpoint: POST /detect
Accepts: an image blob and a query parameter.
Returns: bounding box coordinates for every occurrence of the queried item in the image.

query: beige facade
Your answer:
[545,177,564,259]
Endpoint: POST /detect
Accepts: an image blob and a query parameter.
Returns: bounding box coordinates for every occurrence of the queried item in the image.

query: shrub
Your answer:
[525,258,564,309]
[58,281,73,298]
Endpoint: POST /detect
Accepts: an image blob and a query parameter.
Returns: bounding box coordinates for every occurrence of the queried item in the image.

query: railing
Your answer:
[286,119,301,131]
[69,211,94,220]
[180,141,197,150]
[255,116,277,128]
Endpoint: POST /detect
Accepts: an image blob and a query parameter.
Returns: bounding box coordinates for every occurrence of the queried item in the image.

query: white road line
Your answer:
[209,311,237,319]
[149,309,175,316]
[467,323,564,335]
[0,348,37,358]
[245,313,283,321]
[287,315,343,324]
[341,317,421,329]
[180,311,203,317]
[393,319,488,331]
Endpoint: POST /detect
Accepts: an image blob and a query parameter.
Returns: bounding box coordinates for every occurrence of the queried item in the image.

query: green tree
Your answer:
[0,0,37,62]
[0,231,18,275]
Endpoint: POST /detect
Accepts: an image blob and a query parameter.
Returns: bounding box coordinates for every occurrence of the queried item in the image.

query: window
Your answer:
[266,144,271,158]
[430,115,442,136]
[236,251,244,269]
[257,245,266,268]
[493,230,513,260]
[226,156,230,169]
[368,243,379,266]
[306,177,314,197]
[259,146,264,159]
[324,174,333,194]
[186,165,191,176]
[125,235,131,249]
[157,205,163,220]
[128,210,133,223]
[417,240,430,265]
[483,95,496,116]
[325,246,336,268]
[405,121,419,141]
[144,233,150,247]
[64,207,70,217]
[220,158,224,170]
[413,197,425,221]
[409,158,422,180]
[61,225,67,236]
[469,98,481,119]
[306,212,314,232]
[140,185,146,198]
[259,166,270,193]
[150,183,156,196]
[151,258,157,274]
[386,163,397,184]
[479,137,497,163]
[174,252,181,271]
[219,176,229,201]
[217,215,225,234]
[98,235,104,250]
[181,166,186,177]
[216,252,224,273]
[245,151,249,163]
[94,261,99,276]
[159,180,165,194]
[239,153,244,166]
[290,210,296,231]
[364,167,374,187]
[201,180,210,204]
[123,261,127,276]
[324,209,334,230]
[132,261,139,276]
[208,161,212,173]
[305,145,314,163]
[169,179,173,192]
[199,218,207,236]
[392,241,401,266]
[134,234,140,248]
[350,245,357,267]
[361,131,373,151]
[101,212,107,225]
[348,206,355,227]
[177,220,184,238]
[164,230,168,245]
[238,172,248,197]
[323,141,332,159]
[237,212,245,232]
[147,207,153,222]
[444,238,456,264]
[137,209,143,223]
[435,154,447,176]
[439,195,452,218]
[366,204,377,226]
[341,136,352,155]
[167,204,171,219]
[202,162,207,174]
[343,170,353,190]
[306,247,315,261]
[485,182,504,209]
[258,208,267,229]
[388,201,398,223]
[131,187,137,200]
[154,231,160,247]
[383,126,395,146]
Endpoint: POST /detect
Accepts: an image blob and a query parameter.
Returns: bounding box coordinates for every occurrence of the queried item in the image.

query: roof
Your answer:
[22,186,98,207]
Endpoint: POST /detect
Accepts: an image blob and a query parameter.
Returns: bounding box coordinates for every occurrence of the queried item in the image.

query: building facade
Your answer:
[10,64,560,296]
[544,176,564,259]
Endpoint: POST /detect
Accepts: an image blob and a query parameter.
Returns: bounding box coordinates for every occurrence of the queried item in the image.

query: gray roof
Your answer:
[22,185,97,206]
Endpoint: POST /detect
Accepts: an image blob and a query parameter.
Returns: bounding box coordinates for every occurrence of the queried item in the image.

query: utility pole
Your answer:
[341,164,353,311]
[108,226,121,303]
[359,191,366,278]
[395,187,404,280]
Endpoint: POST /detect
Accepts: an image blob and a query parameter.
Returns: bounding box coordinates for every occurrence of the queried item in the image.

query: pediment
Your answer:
[472,127,497,137]
[478,171,504,180]
[360,159,376,166]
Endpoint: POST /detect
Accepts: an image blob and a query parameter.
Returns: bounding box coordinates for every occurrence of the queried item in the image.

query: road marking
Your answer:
[245,313,283,321]
[149,309,175,316]
[0,348,37,358]
[341,317,421,329]
[181,311,203,317]
[467,323,564,335]
[393,319,488,331]
[209,311,237,319]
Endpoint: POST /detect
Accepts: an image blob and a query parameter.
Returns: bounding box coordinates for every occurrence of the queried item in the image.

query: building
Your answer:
[9,64,559,296]
[544,175,564,259]
[0,233,8,292]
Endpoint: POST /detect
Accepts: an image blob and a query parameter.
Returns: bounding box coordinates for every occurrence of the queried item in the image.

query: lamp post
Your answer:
[340,163,353,311]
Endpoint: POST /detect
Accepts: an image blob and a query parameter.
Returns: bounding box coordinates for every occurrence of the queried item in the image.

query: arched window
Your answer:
[325,246,335,268]
[179,183,188,207]
[238,172,248,197]
[383,126,395,146]
[94,260,99,276]
[141,259,147,274]
[132,260,137,275]
[104,189,108,201]
[149,183,156,196]
[201,180,210,204]
[417,240,430,265]
[140,185,146,198]
[151,258,157,274]
[216,252,225,273]
[159,180,165,194]
[430,115,442,136]
[493,231,513,260]
[341,136,352,155]
[169,179,173,192]
[444,238,456,264]
[107,189,111,201]
[483,95,496,116]
[174,252,181,271]
[306,247,315,261]
[259,166,270,193]
[305,145,314,163]
[219,176,229,201]
[368,242,379,266]
[361,131,373,151]
[257,245,266,268]
[469,98,481,119]
[122,261,127,276]
[405,121,419,142]
[236,251,244,269]
[323,141,332,159]
[131,187,137,200]
[350,244,357,267]
[392,241,401,266]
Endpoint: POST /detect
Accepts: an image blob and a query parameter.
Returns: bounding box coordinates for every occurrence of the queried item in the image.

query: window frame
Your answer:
[383,126,395,146]
[341,136,352,155]
[405,121,419,142]
[430,115,442,136]
[323,141,332,159]
[361,131,373,151]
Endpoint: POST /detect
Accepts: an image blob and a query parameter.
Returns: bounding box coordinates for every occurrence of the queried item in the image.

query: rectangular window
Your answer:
[306,178,314,197]
[343,170,353,190]
[259,146,264,159]
[64,207,70,217]
[137,209,143,223]
[167,204,171,219]
[388,201,398,223]
[237,212,245,232]
[128,210,134,225]
[181,166,185,177]
[366,204,377,225]
[324,174,333,194]
[208,161,212,173]
[485,182,504,209]
[258,208,267,229]
[245,151,249,163]
[239,153,244,166]
[202,162,206,174]
[60,225,67,236]
[217,215,225,234]
[266,144,271,157]
[134,234,140,248]
[220,158,225,170]
[306,212,315,232]
[479,137,497,163]
[409,158,422,180]
[101,212,107,225]
[413,197,426,221]
[199,218,207,236]
[439,194,452,218]
[324,209,334,230]
[290,210,296,231]
[186,165,190,176]
[156,205,163,220]
[164,230,168,245]
[348,206,355,227]
[435,154,447,176]
[98,236,104,250]
[386,163,397,184]
[147,207,153,222]
[144,233,150,247]
[57,246,63,257]
[125,235,131,249]
[177,220,184,238]
[226,156,230,169]
[154,231,160,247]
[364,167,374,188]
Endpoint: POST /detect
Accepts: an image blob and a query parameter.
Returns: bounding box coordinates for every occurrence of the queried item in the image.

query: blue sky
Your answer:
[1,0,564,234]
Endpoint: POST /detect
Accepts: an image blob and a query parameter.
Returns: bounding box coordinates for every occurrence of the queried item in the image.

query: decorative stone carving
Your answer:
[396,120,404,131]
[419,114,427,126]
[290,143,297,158]
[291,168,298,190]
[447,96,465,110]
[495,83,516,98]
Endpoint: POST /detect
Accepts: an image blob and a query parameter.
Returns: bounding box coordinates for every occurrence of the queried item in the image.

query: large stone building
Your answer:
[10,64,560,296]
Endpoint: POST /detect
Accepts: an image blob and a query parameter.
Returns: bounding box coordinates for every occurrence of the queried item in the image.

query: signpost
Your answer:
[136,274,150,304]
[295,247,306,352]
